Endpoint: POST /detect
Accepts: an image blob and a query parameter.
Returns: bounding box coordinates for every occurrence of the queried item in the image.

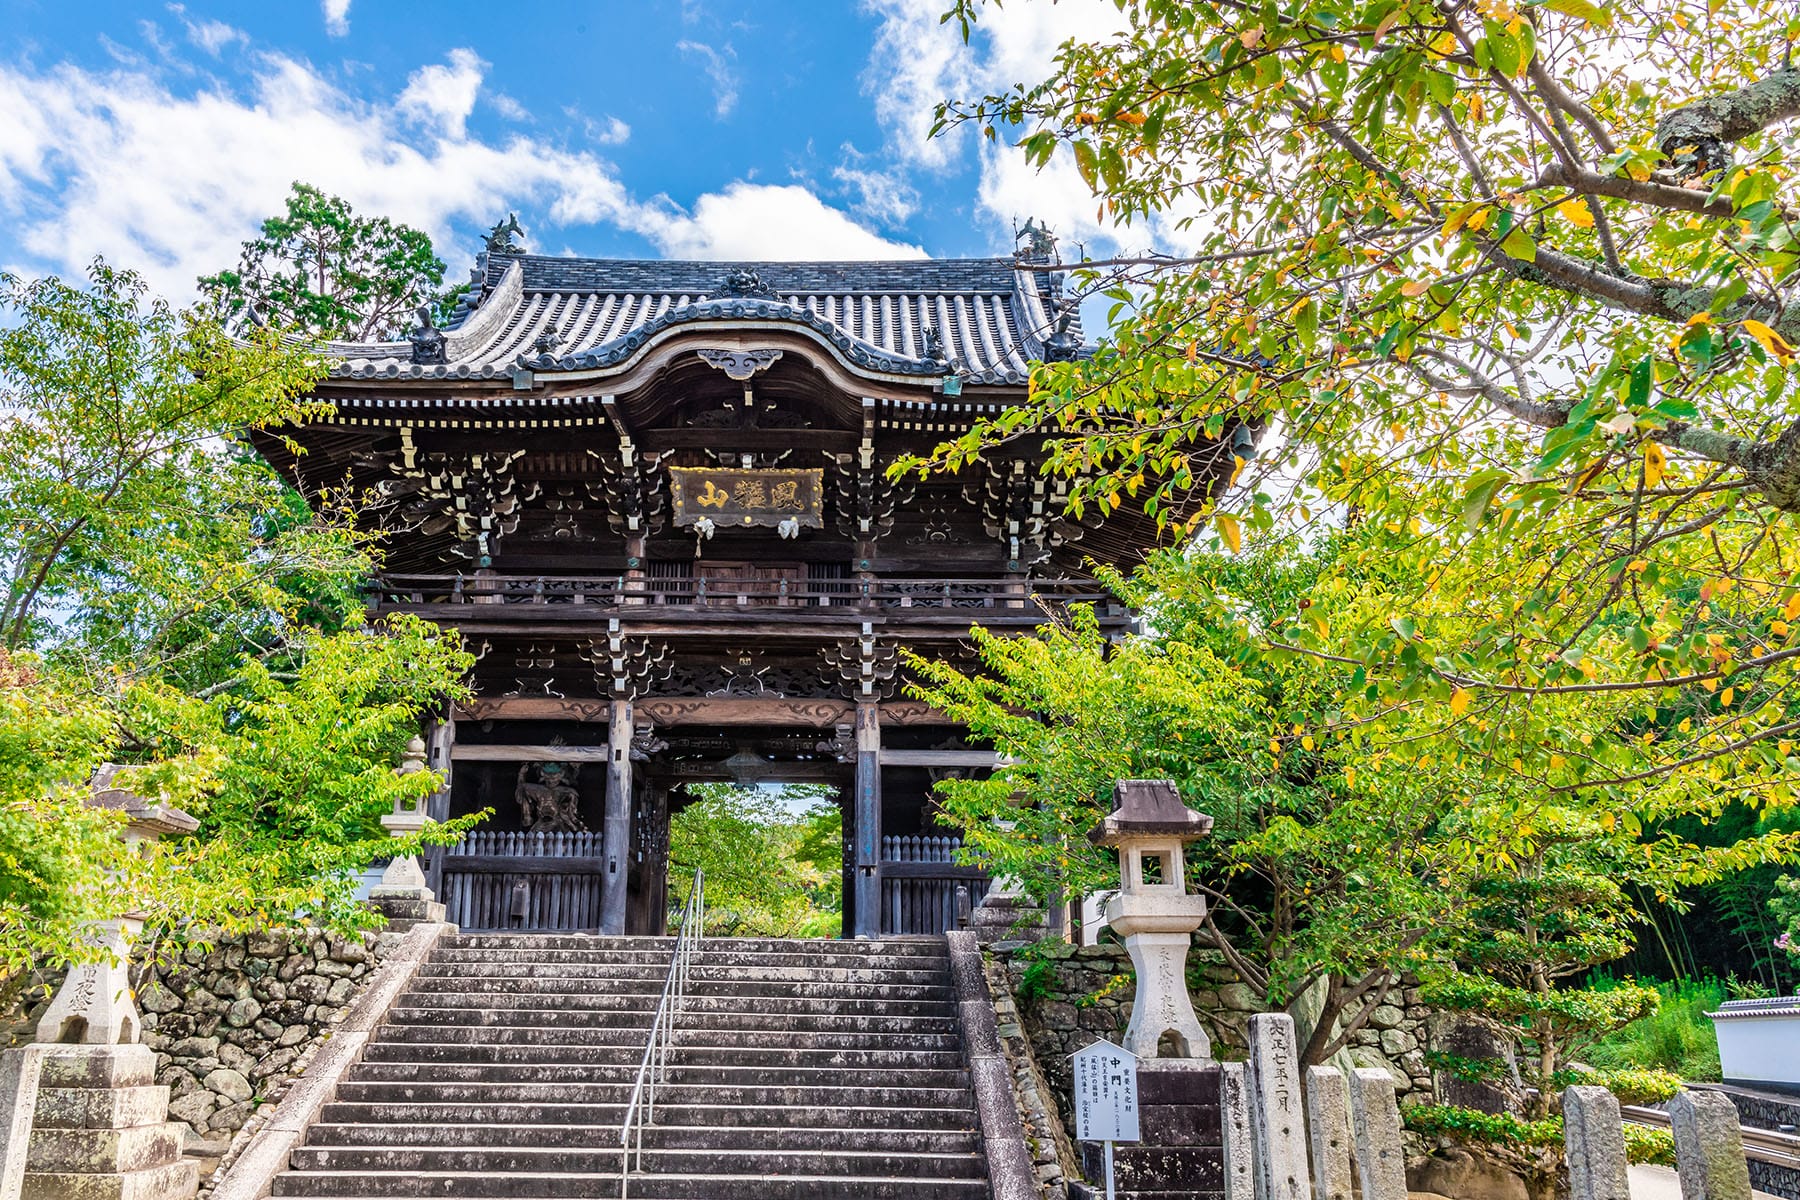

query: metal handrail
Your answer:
[618,868,705,1200]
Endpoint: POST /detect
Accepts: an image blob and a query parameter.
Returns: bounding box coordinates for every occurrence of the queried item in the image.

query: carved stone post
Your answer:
[601,698,634,935]
[21,767,199,1200]
[369,736,446,930]
[1088,779,1215,1060]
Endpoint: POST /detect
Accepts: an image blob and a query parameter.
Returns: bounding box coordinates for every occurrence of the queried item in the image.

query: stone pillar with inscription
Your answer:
[1087,779,1215,1061]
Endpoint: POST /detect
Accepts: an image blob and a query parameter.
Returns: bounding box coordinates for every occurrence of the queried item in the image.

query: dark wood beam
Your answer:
[451,744,611,762]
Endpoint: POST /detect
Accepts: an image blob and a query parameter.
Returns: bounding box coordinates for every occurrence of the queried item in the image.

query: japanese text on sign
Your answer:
[1072,1039,1141,1143]
[669,467,824,530]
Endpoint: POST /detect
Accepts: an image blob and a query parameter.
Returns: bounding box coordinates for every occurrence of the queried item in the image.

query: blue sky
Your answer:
[0,0,1150,303]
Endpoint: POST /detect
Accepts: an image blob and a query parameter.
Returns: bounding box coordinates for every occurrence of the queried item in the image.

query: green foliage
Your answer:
[1015,958,1059,1005]
[0,259,477,985]
[917,0,1800,841]
[1403,1105,1675,1166]
[669,785,841,937]
[198,183,459,341]
[0,260,350,667]
[1585,977,1725,1083]
[1555,1066,1684,1107]
[1774,874,1800,960]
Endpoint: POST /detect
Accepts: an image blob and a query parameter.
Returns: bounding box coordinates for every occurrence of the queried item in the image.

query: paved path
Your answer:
[1629,1163,1782,1200]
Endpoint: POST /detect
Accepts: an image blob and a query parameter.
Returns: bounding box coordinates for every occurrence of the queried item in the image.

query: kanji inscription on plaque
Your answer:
[669,467,824,529]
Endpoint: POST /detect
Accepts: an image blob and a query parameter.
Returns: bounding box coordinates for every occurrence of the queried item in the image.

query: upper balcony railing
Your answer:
[368,572,1125,617]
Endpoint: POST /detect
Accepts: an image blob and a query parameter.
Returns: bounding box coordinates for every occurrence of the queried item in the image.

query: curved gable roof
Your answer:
[319,252,1083,386]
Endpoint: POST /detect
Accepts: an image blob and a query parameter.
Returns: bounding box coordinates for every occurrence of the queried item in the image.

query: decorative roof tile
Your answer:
[320,253,1084,386]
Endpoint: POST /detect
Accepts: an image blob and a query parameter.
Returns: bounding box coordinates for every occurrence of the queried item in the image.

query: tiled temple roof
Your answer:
[320,252,1085,386]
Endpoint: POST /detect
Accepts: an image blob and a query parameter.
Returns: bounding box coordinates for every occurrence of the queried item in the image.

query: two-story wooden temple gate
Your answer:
[252,232,1236,937]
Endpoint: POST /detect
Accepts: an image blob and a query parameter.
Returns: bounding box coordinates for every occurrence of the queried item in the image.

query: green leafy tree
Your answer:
[199,183,459,341]
[669,785,841,936]
[917,0,1800,818]
[0,261,350,670]
[914,535,1800,1073]
[0,262,478,991]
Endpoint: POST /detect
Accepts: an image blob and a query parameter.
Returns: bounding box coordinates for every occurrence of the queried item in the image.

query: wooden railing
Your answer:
[879,834,988,936]
[370,573,1118,612]
[440,829,605,932]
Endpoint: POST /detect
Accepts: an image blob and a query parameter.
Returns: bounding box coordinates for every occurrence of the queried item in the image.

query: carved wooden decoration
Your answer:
[696,348,783,380]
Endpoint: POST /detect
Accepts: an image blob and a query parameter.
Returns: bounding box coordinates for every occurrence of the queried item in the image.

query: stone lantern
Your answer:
[1088,779,1215,1060]
[35,764,198,1046]
[368,735,446,927]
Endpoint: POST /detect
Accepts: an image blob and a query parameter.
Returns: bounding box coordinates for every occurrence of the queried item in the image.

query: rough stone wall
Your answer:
[995,942,1435,1140]
[8,928,396,1160]
[984,956,1081,1200]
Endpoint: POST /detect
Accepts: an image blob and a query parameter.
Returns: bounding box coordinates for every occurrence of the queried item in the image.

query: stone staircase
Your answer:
[270,933,991,1199]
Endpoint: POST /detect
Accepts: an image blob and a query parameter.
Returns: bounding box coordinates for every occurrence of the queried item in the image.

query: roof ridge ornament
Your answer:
[696,347,783,381]
[408,306,447,365]
[719,267,777,298]
[1014,216,1060,264]
[484,213,528,255]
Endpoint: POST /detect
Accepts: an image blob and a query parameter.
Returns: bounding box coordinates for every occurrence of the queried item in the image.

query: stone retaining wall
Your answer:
[8,929,397,1163]
[993,942,1435,1140]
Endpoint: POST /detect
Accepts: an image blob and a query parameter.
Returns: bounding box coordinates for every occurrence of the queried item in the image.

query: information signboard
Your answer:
[1072,1039,1141,1142]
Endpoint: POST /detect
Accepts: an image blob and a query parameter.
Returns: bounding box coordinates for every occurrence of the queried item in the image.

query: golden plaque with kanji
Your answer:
[669,467,825,529]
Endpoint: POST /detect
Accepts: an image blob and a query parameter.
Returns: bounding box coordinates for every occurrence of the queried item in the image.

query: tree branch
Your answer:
[1657,69,1800,153]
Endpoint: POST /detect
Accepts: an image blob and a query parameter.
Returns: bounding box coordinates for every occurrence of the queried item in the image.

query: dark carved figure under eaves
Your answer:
[515,761,586,832]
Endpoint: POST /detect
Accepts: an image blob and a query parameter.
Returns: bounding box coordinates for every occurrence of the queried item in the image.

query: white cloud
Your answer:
[490,93,529,122]
[635,182,925,260]
[167,6,246,56]
[0,49,924,305]
[677,41,739,119]
[581,113,631,146]
[859,0,1140,253]
[321,0,351,37]
[0,51,646,299]
[832,147,918,225]
[396,48,484,138]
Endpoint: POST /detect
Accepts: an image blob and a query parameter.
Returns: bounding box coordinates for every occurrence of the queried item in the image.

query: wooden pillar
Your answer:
[601,698,633,935]
[424,716,455,898]
[648,785,670,936]
[852,699,882,938]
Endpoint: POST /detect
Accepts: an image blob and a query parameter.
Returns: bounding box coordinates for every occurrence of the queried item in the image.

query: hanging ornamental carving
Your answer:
[630,723,669,763]
[590,447,667,538]
[830,454,914,543]
[515,761,585,832]
[581,630,672,700]
[379,448,533,564]
[696,348,783,381]
[820,633,900,702]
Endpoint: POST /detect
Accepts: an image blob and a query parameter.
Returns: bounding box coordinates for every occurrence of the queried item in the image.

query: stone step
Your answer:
[382,1005,958,1030]
[332,1081,980,1109]
[270,1171,987,1199]
[304,1124,981,1153]
[402,981,956,1006]
[316,1102,979,1132]
[284,1147,983,1180]
[409,965,953,988]
[438,936,945,956]
[346,1061,973,1089]
[368,1026,961,1051]
[360,1042,967,1069]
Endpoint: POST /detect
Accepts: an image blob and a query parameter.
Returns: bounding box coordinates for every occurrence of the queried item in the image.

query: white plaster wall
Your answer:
[1714,1013,1800,1088]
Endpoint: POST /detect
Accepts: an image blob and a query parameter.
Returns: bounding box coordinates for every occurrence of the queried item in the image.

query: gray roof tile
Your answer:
[321,253,1084,386]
